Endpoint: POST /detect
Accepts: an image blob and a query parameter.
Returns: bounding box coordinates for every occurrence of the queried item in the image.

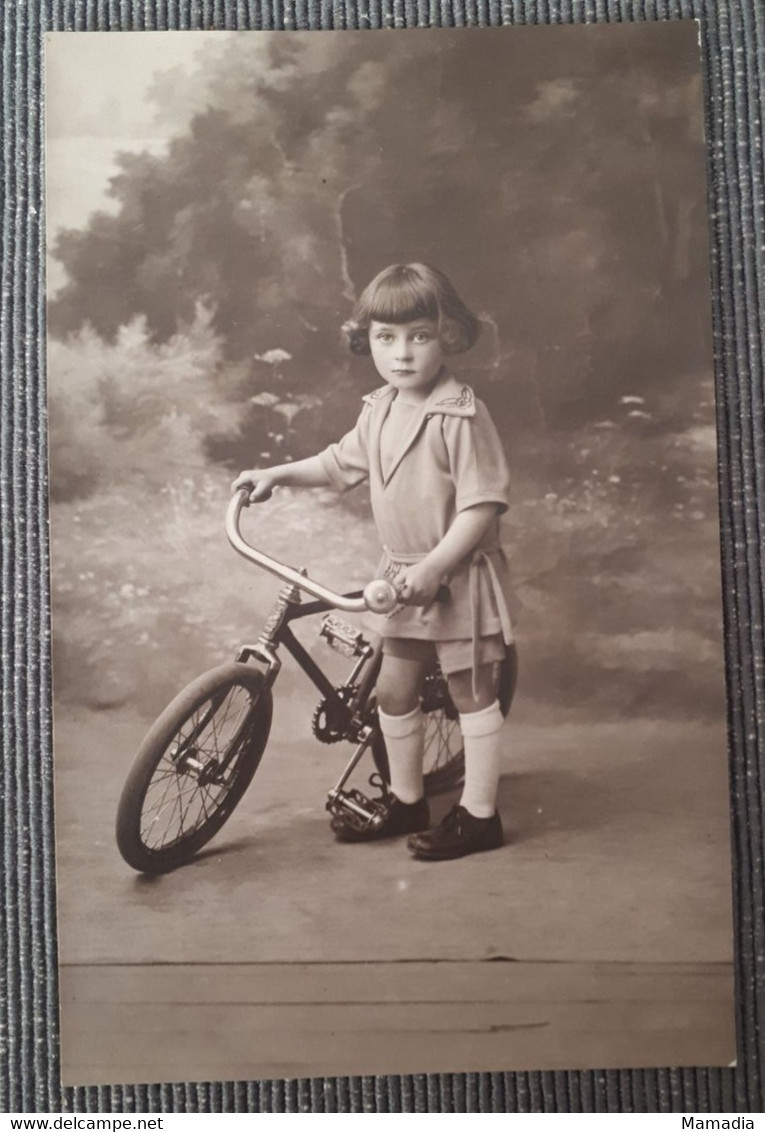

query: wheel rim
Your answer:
[139,683,257,853]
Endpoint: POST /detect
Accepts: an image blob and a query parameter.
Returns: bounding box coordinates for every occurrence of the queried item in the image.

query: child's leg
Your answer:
[375,653,430,804]
[407,662,504,860]
[330,648,431,842]
[448,664,504,819]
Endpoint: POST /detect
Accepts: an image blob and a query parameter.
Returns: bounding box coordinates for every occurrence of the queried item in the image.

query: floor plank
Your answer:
[60,960,736,1085]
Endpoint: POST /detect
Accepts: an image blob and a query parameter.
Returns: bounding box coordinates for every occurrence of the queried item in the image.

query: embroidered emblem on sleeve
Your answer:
[435,385,473,409]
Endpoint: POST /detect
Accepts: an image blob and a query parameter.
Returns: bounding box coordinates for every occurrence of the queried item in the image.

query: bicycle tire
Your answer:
[372,645,518,796]
[116,662,272,873]
[499,642,518,717]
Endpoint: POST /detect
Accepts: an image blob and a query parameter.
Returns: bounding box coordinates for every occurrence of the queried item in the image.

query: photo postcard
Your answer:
[45,23,736,1085]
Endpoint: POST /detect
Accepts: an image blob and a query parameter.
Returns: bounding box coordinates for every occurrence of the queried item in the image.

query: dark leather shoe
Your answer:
[331,794,430,842]
[407,804,504,860]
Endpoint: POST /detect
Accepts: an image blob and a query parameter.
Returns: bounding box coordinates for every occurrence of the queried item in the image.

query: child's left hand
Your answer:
[399,562,443,608]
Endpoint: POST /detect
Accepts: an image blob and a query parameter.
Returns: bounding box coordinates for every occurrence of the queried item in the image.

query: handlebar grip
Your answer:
[236,485,273,505]
[362,578,451,614]
[363,579,399,613]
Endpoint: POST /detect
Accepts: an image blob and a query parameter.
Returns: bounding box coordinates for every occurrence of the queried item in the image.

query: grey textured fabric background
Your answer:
[1,0,762,1114]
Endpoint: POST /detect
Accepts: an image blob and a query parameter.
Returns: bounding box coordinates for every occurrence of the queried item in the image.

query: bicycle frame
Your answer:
[234,574,388,823]
[223,489,452,831]
[116,495,469,872]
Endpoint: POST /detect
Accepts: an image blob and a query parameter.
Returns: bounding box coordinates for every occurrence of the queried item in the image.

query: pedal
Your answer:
[320,614,370,658]
[326,787,390,834]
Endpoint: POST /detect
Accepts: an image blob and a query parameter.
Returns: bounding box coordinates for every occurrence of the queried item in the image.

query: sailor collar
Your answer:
[362,373,476,418]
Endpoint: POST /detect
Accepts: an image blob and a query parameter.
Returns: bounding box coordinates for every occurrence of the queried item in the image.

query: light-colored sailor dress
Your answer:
[318,371,515,675]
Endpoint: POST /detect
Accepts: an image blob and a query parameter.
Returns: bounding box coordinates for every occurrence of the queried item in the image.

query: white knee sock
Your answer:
[377,705,424,804]
[459,700,504,819]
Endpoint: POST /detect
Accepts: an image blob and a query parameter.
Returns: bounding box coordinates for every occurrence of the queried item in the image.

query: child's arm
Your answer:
[232,456,331,503]
[400,503,498,606]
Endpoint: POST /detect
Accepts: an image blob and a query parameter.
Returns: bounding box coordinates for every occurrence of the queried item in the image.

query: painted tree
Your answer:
[50,26,710,443]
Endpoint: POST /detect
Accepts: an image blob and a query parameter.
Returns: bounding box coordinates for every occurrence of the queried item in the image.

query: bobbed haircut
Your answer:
[343,263,481,357]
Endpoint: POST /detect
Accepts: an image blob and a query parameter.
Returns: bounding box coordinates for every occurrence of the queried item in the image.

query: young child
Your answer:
[233,263,514,860]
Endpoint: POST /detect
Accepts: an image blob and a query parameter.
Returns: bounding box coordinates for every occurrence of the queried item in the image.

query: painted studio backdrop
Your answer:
[46,26,735,1084]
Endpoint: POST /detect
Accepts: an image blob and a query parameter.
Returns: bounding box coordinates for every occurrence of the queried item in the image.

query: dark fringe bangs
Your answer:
[365,276,440,326]
[343,262,481,356]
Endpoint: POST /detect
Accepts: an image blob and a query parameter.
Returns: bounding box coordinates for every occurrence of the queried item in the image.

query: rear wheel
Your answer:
[499,643,518,717]
[419,665,464,795]
[116,663,272,873]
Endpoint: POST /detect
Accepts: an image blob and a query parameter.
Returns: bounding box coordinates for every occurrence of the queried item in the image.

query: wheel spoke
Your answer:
[134,681,261,855]
[141,765,183,834]
[419,673,464,793]
[143,773,212,848]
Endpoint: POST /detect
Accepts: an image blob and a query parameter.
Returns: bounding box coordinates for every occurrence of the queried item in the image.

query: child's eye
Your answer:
[413,333,431,343]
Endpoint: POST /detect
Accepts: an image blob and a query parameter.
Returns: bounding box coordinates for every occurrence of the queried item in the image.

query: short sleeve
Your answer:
[443,400,510,514]
[317,403,371,492]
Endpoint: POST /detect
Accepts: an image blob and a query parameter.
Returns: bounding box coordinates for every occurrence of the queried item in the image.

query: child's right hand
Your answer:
[231,469,276,504]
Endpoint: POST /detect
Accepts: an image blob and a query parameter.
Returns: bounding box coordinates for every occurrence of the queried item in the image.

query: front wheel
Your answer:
[116,663,273,873]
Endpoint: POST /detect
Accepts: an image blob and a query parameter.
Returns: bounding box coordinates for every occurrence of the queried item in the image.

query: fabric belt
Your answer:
[382,545,514,700]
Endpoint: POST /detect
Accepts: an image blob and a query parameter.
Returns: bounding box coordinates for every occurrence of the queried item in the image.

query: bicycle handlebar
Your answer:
[225,490,401,614]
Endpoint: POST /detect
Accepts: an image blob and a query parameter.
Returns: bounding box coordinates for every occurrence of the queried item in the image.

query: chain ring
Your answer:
[312,686,357,744]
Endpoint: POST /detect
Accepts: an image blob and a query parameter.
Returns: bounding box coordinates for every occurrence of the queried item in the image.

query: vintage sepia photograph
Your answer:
[46,24,735,1085]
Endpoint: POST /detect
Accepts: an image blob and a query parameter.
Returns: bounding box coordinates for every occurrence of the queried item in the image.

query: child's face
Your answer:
[368,319,445,402]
